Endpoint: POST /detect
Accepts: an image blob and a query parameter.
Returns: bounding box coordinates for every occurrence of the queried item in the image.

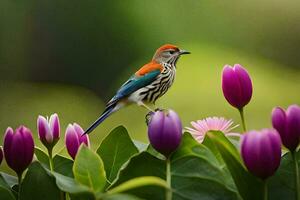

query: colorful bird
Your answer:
[83,44,190,135]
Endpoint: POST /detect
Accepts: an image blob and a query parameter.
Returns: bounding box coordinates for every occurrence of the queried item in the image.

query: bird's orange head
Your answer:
[152,44,190,64]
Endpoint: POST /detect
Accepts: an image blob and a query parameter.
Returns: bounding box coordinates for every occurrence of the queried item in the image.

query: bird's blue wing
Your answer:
[107,69,160,105]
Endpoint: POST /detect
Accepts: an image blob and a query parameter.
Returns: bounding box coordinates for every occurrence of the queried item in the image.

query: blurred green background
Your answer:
[1,0,300,172]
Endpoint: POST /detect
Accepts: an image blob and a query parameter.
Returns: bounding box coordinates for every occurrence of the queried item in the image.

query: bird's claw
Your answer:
[145,111,153,126]
[145,108,165,125]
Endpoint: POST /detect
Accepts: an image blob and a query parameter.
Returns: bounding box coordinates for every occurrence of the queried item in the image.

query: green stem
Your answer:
[166,157,172,200]
[17,172,23,200]
[263,179,268,200]
[238,108,247,132]
[293,151,300,200]
[61,192,67,200]
[48,148,54,171]
[65,193,70,200]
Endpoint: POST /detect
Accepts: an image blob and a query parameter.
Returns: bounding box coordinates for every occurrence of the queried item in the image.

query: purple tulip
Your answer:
[37,113,60,149]
[65,123,90,159]
[241,129,282,179]
[222,64,253,109]
[3,126,34,176]
[148,110,182,157]
[0,147,3,166]
[272,105,300,152]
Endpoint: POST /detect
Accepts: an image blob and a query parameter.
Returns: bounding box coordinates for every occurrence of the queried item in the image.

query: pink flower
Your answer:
[185,117,240,143]
[37,113,60,149]
[65,123,90,160]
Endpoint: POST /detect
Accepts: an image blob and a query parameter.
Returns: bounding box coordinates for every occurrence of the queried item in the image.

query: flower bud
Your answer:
[241,129,281,179]
[65,123,90,159]
[37,113,60,149]
[3,126,35,175]
[0,147,3,166]
[272,105,300,152]
[222,64,253,109]
[147,110,182,157]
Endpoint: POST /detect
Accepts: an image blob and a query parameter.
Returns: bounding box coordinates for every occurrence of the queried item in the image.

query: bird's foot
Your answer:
[145,111,154,126]
[145,108,165,125]
[137,101,155,112]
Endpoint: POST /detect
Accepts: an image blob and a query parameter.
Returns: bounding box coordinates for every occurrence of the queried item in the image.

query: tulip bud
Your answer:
[222,64,253,109]
[272,105,300,152]
[0,147,3,166]
[241,129,282,179]
[65,123,90,159]
[3,126,35,176]
[37,113,60,149]
[147,110,182,157]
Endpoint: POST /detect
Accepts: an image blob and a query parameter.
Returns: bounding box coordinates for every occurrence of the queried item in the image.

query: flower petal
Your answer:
[234,64,253,107]
[65,124,80,159]
[49,113,60,140]
[37,115,53,144]
[286,105,300,151]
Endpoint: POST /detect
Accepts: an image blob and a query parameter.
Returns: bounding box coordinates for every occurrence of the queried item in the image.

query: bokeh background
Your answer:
[1,0,300,169]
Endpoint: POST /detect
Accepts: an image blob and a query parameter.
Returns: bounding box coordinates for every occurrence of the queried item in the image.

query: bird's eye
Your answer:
[169,51,175,54]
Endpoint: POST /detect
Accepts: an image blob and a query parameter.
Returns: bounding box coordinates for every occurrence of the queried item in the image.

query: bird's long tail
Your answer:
[83,103,118,135]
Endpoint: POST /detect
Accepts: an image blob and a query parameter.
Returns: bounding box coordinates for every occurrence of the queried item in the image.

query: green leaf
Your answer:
[73,145,106,193]
[101,194,143,200]
[0,174,11,190]
[0,173,16,200]
[40,164,95,200]
[70,194,95,200]
[268,151,300,200]
[97,175,162,200]
[34,147,50,168]
[19,162,61,200]
[206,131,241,162]
[202,134,239,194]
[52,172,90,193]
[133,140,148,152]
[107,176,167,195]
[207,131,264,200]
[202,134,223,163]
[0,187,15,200]
[110,152,165,200]
[53,154,74,177]
[171,133,239,200]
[51,172,95,200]
[70,193,97,200]
[0,172,18,188]
[111,133,239,200]
[35,148,74,177]
[172,133,219,166]
[97,126,138,183]
[146,145,165,160]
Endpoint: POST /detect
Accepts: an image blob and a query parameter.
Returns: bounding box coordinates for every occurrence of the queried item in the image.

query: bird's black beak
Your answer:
[179,49,191,55]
